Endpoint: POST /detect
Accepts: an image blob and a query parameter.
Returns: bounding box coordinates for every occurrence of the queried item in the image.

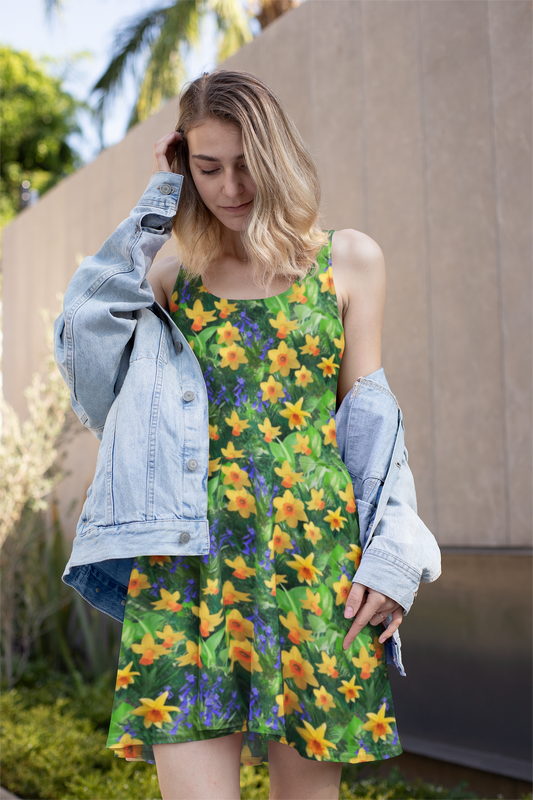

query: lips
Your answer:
[221,200,252,210]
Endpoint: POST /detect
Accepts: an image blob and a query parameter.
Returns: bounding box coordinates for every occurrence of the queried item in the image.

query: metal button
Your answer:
[183,390,195,402]
[180,531,191,544]
[187,458,199,471]
[174,340,183,354]
[159,183,174,195]
[95,587,100,593]
[121,600,126,606]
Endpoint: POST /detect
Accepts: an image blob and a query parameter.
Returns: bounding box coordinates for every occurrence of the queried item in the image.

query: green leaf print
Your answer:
[202,627,226,668]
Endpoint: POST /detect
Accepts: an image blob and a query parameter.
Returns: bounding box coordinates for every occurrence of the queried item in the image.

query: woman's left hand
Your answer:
[342,582,403,650]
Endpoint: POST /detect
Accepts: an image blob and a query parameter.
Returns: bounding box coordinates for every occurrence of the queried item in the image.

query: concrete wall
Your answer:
[3,0,531,548]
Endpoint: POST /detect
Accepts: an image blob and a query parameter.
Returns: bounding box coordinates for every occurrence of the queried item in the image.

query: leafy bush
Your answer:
[0,679,489,800]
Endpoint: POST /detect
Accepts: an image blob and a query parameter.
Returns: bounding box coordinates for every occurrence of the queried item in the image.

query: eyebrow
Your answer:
[191,153,245,163]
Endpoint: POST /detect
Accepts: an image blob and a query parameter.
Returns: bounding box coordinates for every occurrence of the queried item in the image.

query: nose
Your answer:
[221,168,245,199]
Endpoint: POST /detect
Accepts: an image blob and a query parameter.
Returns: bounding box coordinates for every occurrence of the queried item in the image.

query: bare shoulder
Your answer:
[331,228,385,282]
[147,255,182,310]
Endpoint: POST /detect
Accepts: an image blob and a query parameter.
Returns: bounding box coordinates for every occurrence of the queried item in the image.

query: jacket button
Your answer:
[159,183,174,195]
[183,390,195,402]
[180,531,191,543]
[95,587,100,593]
[121,600,126,606]
[187,458,199,471]
[174,340,183,354]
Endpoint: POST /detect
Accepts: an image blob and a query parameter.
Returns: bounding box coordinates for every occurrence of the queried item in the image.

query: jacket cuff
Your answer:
[352,548,421,614]
[134,171,184,216]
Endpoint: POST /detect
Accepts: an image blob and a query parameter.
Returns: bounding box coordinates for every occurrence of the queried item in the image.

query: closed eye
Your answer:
[199,164,248,176]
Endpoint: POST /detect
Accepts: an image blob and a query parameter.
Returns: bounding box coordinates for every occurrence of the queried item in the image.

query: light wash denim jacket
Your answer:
[54,171,441,676]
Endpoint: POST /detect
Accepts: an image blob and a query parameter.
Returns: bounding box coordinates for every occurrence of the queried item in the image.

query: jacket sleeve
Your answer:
[53,171,183,438]
[336,369,441,614]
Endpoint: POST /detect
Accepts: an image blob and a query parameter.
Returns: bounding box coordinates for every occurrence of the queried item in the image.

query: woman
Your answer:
[55,70,440,800]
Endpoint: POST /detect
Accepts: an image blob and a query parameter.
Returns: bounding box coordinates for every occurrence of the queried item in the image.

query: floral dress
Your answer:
[106,230,402,766]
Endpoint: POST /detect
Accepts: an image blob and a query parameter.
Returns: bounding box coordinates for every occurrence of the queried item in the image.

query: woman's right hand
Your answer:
[152,130,185,175]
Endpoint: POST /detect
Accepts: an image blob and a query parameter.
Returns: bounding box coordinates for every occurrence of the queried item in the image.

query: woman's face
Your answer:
[187,118,256,232]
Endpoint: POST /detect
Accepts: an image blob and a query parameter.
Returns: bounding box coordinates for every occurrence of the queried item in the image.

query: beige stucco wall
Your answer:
[2,0,531,547]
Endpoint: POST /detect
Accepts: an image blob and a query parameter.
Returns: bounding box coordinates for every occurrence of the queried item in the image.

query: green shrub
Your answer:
[1,682,486,800]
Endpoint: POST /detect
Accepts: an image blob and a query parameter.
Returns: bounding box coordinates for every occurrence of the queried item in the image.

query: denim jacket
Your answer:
[54,171,441,676]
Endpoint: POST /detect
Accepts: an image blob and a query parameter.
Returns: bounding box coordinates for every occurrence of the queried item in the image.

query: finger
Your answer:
[378,606,404,644]
[342,592,385,650]
[367,604,400,627]
[153,132,184,173]
[343,582,367,620]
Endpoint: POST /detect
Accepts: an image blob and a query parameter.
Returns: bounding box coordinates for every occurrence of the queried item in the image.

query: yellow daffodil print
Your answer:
[338,482,356,513]
[131,633,169,665]
[345,543,362,569]
[209,424,220,440]
[281,646,318,689]
[369,635,384,662]
[317,651,339,678]
[324,507,347,531]
[334,330,345,358]
[294,365,314,387]
[229,638,262,673]
[264,573,288,596]
[208,457,221,477]
[185,299,217,331]
[303,521,323,544]
[349,748,375,764]
[318,355,339,378]
[226,487,257,518]
[225,410,250,436]
[216,321,241,344]
[214,298,238,318]
[279,610,314,645]
[115,661,140,690]
[260,375,285,404]
[202,578,220,596]
[299,587,323,616]
[300,334,320,356]
[332,574,352,606]
[296,720,337,761]
[169,291,179,313]
[241,744,263,766]
[306,488,326,511]
[151,588,183,612]
[319,266,335,295]
[313,685,336,712]
[287,282,307,303]
[149,555,172,567]
[268,525,294,559]
[175,640,202,668]
[274,460,304,488]
[221,441,244,459]
[268,341,300,376]
[156,625,186,649]
[280,397,311,430]
[258,417,281,443]
[219,342,248,370]
[109,733,144,759]
[269,310,299,339]
[131,691,180,729]
[221,462,251,489]
[362,703,396,742]
[292,433,312,455]
[127,569,150,597]
[224,556,256,580]
[285,552,323,585]
[191,601,224,638]
[276,681,303,717]
[273,489,308,528]
[321,417,337,447]
[222,580,251,605]
[338,675,363,703]
[225,609,254,643]
[352,645,379,680]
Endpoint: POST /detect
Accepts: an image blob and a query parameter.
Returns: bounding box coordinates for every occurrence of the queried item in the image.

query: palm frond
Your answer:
[207,0,254,62]
[44,0,64,19]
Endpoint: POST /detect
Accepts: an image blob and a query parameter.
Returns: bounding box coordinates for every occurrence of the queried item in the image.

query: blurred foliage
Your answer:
[0,46,84,234]
[0,679,491,800]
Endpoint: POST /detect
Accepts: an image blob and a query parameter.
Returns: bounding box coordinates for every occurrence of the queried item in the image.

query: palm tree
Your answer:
[45,0,302,137]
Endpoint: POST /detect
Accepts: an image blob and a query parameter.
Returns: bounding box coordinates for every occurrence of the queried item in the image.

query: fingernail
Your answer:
[345,605,355,618]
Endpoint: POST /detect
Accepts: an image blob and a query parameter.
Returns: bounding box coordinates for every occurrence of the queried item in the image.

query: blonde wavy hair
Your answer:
[170,69,329,290]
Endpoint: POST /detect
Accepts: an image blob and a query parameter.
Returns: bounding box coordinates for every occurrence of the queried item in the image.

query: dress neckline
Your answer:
[199,276,299,303]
